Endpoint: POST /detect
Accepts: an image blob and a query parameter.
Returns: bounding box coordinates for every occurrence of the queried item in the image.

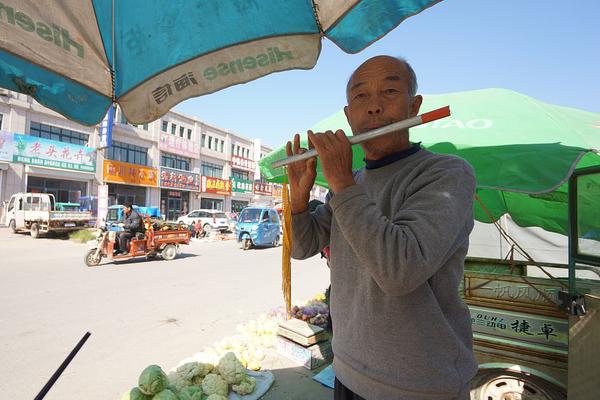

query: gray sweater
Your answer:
[291,149,478,399]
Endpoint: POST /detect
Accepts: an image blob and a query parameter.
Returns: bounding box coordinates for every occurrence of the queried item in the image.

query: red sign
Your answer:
[201,176,231,195]
[254,181,273,196]
[160,167,200,191]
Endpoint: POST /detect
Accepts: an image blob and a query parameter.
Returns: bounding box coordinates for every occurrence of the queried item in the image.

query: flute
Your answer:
[271,106,450,169]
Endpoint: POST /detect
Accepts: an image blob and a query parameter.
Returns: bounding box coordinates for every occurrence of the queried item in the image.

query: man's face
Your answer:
[124,206,131,214]
[344,56,422,158]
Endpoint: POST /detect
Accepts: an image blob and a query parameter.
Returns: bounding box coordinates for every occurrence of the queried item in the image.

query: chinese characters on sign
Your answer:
[201,176,231,195]
[12,133,96,172]
[152,72,199,104]
[103,160,158,187]
[159,167,200,191]
[231,156,255,170]
[158,132,200,159]
[272,184,283,198]
[253,181,273,196]
[230,177,254,194]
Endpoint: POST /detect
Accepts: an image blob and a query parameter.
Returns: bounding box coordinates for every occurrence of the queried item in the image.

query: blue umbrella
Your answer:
[0,0,441,126]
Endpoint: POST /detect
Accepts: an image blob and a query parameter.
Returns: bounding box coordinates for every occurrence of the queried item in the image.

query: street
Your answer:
[0,228,332,400]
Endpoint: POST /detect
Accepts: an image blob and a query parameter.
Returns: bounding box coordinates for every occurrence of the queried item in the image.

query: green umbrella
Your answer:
[259,88,600,235]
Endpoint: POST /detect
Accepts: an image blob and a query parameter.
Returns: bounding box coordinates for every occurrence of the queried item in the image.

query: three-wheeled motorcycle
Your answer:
[84,215,190,266]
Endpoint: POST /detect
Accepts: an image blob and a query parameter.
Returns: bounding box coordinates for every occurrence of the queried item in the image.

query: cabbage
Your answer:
[120,387,151,400]
[178,385,203,400]
[152,389,179,400]
[138,365,169,395]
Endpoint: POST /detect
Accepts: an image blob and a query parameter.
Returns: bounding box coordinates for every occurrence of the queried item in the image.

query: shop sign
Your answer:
[168,191,181,198]
[97,184,109,227]
[254,181,273,196]
[201,176,231,195]
[272,184,283,198]
[159,132,199,159]
[231,155,255,170]
[230,177,254,194]
[103,159,158,187]
[10,133,96,172]
[160,167,200,191]
[0,130,14,161]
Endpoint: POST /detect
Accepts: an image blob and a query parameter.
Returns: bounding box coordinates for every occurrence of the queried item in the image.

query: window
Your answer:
[179,126,184,138]
[106,140,148,165]
[231,144,235,155]
[231,169,249,180]
[187,129,192,140]
[208,136,213,150]
[162,120,168,132]
[270,210,278,223]
[171,123,176,135]
[201,134,206,147]
[219,140,224,153]
[161,153,191,171]
[0,114,3,129]
[202,162,223,178]
[29,122,89,146]
[119,110,128,124]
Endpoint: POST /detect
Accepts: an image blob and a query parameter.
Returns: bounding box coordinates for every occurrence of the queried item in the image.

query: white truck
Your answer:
[6,193,94,238]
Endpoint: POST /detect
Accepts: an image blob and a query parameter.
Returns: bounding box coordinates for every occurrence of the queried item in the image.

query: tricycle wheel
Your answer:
[243,238,253,250]
[203,223,212,235]
[273,235,280,247]
[162,244,177,260]
[30,222,41,239]
[470,370,565,400]
[84,249,102,267]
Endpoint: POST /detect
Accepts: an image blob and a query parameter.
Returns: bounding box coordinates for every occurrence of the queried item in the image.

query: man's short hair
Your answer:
[346,56,418,99]
[123,201,133,209]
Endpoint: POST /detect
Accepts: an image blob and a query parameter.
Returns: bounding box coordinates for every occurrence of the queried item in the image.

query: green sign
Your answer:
[231,177,253,193]
[13,133,96,172]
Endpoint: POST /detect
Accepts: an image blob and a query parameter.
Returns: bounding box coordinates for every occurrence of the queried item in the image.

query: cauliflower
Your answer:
[176,362,213,381]
[201,373,228,397]
[217,352,245,385]
[138,365,168,396]
[205,395,227,400]
[120,387,151,400]
[231,375,256,395]
[167,371,191,391]
[152,389,178,400]
[178,385,203,400]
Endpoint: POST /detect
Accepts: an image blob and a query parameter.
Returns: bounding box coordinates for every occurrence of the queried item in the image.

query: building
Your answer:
[0,89,324,224]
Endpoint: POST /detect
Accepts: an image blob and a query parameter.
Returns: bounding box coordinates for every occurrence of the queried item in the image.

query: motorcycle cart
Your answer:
[84,217,190,266]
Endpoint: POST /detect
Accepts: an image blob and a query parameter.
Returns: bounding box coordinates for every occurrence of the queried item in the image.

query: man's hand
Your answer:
[307,130,355,193]
[285,133,317,213]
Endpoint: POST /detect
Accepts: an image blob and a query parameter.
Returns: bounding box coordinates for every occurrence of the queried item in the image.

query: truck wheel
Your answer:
[30,222,41,239]
[243,238,252,250]
[84,249,102,267]
[162,244,177,260]
[470,371,566,400]
[9,219,17,233]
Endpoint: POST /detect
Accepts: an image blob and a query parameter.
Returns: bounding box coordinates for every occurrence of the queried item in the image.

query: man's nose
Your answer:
[367,99,382,115]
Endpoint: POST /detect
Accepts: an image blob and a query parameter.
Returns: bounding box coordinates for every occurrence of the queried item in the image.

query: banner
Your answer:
[103,160,158,187]
[99,104,115,149]
[97,184,109,226]
[231,177,254,193]
[272,184,283,198]
[12,134,96,172]
[254,181,273,196]
[201,176,231,195]
[159,132,200,159]
[160,167,200,191]
[231,155,255,170]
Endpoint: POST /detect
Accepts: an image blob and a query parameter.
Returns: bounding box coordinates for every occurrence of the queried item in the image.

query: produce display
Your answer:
[269,293,330,329]
[121,353,258,400]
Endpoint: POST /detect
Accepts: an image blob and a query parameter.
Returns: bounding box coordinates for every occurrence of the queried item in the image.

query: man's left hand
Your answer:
[307,130,355,193]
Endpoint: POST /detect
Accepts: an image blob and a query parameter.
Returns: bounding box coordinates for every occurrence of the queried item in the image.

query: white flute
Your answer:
[271,106,451,169]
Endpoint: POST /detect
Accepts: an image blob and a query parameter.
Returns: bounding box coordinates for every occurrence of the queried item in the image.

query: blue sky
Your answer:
[175,0,600,148]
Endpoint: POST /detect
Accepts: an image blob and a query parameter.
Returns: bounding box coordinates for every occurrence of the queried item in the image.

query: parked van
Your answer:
[6,193,94,238]
[236,207,281,250]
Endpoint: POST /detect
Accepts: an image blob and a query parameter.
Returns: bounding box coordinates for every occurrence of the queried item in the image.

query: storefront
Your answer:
[230,177,254,213]
[27,176,87,203]
[102,160,158,207]
[200,176,231,211]
[159,167,200,221]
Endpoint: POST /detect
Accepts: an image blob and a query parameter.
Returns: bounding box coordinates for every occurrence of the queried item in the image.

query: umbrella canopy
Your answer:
[259,88,600,235]
[0,0,440,125]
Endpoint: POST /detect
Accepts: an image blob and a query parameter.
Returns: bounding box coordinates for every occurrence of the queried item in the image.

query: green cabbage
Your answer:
[152,389,179,400]
[120,387,151,400]
[138,365,169,395]
[178,385,203,400]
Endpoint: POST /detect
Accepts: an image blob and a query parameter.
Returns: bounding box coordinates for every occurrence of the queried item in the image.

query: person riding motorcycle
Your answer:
[116,202,142,255]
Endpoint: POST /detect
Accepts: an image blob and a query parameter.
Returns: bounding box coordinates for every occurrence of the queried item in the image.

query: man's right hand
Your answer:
[286,133,317,213]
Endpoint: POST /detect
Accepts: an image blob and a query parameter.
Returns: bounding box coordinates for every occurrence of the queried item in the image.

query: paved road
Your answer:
[0,228,332,399]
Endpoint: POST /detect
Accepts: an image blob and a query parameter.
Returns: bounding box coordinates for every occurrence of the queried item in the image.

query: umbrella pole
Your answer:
[271,106,450,169]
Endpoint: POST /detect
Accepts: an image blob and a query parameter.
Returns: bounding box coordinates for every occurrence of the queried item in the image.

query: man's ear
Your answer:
[343,105,349,121]
[410,95,423,117]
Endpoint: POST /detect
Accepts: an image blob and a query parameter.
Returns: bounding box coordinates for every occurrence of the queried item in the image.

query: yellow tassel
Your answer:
[281,172,293,319]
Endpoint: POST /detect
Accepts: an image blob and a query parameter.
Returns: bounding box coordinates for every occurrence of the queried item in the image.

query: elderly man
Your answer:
[116,202,142,255]
[286,55,478,400]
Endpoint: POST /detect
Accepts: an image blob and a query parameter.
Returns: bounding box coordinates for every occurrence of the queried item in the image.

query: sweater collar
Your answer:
[364,143,421,170]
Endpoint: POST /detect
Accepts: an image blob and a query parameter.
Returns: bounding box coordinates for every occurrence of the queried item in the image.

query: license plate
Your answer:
[64,223,76,227]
